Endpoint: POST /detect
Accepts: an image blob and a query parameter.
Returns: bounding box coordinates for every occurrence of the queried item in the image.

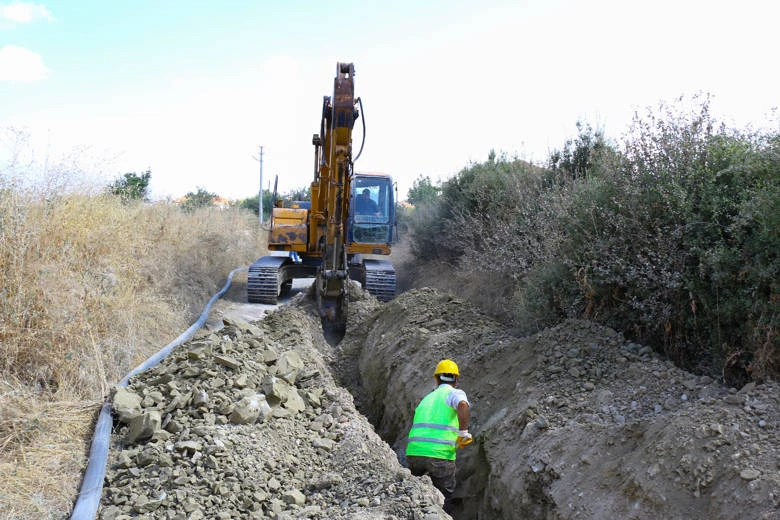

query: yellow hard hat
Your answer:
[434,359,459,377]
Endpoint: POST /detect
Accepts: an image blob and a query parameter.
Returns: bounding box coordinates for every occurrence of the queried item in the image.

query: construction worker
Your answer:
[355,188,380,215]
[406,359,472,513]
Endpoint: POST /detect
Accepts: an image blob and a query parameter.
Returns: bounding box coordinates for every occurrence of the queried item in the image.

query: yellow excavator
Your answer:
[247,62,396,332]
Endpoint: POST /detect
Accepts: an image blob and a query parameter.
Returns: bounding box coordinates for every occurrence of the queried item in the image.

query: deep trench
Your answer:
[324,325,497,520]
[231,277,539,519]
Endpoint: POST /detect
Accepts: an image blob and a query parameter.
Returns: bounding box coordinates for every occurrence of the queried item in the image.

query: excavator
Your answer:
[247,62,396,332]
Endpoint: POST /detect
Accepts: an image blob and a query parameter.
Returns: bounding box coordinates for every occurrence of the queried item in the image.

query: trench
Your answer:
[324,294,500,520]
[278,280,508,520]
[75,269,777,520]
[329,325,495,520]
[73,272,546,520]
[317,280,598,520]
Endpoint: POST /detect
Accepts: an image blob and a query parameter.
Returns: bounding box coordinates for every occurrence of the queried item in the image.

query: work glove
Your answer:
[456,430,473,448]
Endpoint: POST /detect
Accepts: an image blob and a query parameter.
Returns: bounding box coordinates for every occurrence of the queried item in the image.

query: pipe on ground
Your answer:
[70,267,248,520]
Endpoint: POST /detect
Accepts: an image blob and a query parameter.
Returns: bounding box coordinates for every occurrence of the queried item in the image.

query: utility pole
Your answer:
[252,145,264,225]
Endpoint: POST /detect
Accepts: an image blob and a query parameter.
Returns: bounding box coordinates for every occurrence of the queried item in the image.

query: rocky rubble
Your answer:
[100,285,778,520]
[100,306,449,520]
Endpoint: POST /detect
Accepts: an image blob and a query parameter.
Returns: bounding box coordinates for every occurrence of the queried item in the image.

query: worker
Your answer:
[406,359,472,513]
[355,188,380,215]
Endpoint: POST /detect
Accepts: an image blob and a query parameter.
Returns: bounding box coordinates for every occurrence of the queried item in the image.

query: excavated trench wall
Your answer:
[339,288,780,520]
[94,281,778,520]
[339,288,539,520]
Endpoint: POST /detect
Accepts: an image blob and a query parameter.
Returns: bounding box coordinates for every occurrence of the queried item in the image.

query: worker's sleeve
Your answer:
[446,388,469,410]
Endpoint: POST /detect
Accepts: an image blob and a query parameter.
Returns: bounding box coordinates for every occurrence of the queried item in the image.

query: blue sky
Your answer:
[1,0,777,200]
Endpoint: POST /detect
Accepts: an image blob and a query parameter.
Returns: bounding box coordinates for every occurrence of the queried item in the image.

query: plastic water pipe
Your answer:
[70,267,248,520]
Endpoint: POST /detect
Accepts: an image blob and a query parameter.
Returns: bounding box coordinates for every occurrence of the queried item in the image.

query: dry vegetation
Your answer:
[0,185,264,519]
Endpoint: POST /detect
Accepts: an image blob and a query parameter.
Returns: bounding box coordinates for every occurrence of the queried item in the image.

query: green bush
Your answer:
[180,187,217,212]
[106,169,151,203]
[557,97,778,384]
[406,175,441,205]
[407,98,778,385]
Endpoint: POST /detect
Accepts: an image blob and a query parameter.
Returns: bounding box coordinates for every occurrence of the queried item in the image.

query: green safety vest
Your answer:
[406,385,460,461]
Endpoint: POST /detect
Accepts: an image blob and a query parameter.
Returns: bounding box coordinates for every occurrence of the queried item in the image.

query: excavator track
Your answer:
[247,256,287,304]
[363,259,396,302]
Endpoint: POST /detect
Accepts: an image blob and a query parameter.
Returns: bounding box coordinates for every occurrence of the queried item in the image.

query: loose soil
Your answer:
[99,274,778,519]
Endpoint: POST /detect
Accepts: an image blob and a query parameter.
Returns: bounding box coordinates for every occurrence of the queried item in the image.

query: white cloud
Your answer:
[0,45,49,81]
[1,1,52,23]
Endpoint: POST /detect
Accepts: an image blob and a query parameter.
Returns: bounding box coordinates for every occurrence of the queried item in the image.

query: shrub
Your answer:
[560,96,779,384]
[406,98,778,384]
[106,170,151,203]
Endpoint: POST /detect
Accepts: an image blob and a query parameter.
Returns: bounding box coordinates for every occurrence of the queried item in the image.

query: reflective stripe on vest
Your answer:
[405,386,459,461]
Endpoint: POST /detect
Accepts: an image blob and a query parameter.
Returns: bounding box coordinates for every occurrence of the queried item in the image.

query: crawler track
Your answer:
[247,256,286,304]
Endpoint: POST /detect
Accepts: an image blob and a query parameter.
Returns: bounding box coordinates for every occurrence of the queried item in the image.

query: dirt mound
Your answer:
[99,285,778,520]
[338,288,779,520]
[100,299,449,519]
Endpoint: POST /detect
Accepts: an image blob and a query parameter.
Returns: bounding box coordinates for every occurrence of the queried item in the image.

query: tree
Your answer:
[238,189,274,220]
[107,169,151,203]
[407,175,441,205]
[180,187,217,212]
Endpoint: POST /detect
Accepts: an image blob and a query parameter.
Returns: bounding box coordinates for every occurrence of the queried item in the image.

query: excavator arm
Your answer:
[310,62,358,332]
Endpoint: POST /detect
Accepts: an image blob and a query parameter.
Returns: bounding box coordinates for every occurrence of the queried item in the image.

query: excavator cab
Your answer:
[349,173,394,248]
[346,172,396,303]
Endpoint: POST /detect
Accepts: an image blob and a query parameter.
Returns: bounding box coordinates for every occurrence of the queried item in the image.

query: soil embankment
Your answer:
[338,288,779,520]
[101,292,449,519]
[100,280,778,519]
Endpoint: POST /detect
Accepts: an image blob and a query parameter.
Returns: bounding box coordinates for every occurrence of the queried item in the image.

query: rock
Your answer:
[174,440,202,453]
[275,351,304,384]
[136,447,159,467]
[262,375,293,404]
[263,345,279,364]
[187,347,209,360]
[425,318,446,328]
[192,389,209,407]
[223,316,263,337]
[214,354,240,370]
[282,389,306,413]
[740,469,761,481]
[230,394,271,424]
[112,387,142,423]
[281,489,306,505]
[233,373,248,388]
[313,437,335,451]
[165,419,184,434]
[125,411,162,444]
[737,382,756,395]
[133,496,162,514]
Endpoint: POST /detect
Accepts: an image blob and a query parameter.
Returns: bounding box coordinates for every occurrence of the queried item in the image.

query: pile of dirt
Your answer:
[100,298,449,520]
[337,287,779,520]
[99,284,778,520]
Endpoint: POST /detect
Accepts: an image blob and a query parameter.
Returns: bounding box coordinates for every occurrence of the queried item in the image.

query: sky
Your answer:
[0,0,777,201]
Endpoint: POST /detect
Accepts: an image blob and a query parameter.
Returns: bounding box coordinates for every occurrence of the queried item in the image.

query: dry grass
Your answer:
[0,378,97,519]
[0,186,265,519]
